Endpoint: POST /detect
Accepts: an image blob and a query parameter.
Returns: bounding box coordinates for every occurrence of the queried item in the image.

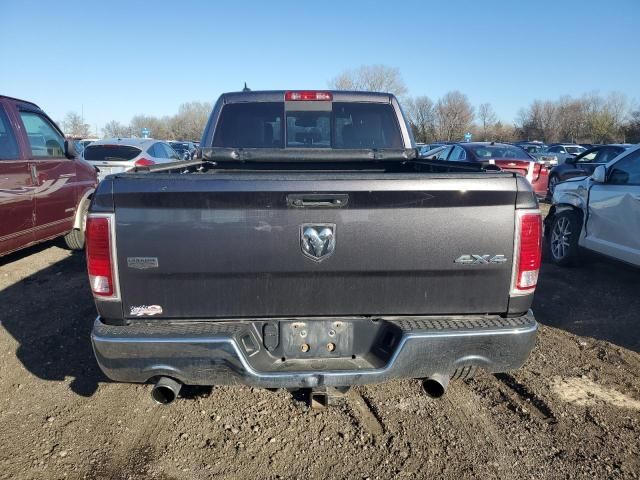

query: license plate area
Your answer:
[281,320,353,358]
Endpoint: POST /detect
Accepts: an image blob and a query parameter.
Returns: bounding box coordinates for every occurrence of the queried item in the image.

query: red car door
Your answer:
[17,109,76,241]
[0,101,34,256]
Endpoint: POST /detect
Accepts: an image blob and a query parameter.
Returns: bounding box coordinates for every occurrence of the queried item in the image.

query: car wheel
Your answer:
[548,175,560,195]
[549,211,580,266]
[64,227,85,250]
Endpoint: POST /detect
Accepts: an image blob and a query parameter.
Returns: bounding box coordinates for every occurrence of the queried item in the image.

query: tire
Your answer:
[548,211,580,266]
[64,227,85,250]
[63,201,88,250]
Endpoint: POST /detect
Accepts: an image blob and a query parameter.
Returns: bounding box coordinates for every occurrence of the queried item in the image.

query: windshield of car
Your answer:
[212,101,403,149]
[83,145,142,162]
[566,146,586,154]
[470,145,531,160]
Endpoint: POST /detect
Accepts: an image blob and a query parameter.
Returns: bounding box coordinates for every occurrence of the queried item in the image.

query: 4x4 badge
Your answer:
[454,254,507,265]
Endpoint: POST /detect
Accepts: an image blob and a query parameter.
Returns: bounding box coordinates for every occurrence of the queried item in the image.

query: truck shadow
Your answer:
[534,250,640,353]
[0,247,106,396]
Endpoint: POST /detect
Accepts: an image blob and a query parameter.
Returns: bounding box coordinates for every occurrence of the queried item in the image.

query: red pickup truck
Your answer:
[0,95,97,257]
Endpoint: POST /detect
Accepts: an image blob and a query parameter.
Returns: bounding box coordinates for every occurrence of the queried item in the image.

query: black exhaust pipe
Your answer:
[421,374,449,399]
[151,377,182,405]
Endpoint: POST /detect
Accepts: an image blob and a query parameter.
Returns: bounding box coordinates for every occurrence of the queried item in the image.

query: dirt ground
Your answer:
[1,235,639,479]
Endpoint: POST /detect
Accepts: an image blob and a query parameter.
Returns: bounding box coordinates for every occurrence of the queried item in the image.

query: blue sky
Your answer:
[2,0,638,133]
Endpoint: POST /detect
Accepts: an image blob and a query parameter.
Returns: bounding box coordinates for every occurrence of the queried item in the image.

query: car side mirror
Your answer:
[64,139,78,159]
[591,165,606,183]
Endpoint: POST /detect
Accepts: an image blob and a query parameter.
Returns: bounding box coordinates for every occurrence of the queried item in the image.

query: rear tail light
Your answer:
[86,214,119,299]
[511,210,542,295]
[134,157,155,167]
[285,91,333,101]
[532,162,542,181]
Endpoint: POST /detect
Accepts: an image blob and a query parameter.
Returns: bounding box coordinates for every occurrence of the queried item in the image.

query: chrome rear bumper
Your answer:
[91,312,537,388]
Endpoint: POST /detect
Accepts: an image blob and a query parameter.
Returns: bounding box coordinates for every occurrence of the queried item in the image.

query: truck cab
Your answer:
[0,95,98,256]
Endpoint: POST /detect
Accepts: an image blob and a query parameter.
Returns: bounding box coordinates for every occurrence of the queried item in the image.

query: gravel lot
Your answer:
[1,232,639,479]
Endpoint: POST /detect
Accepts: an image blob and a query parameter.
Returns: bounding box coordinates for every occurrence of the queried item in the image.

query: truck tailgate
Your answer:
[112,172,517,319]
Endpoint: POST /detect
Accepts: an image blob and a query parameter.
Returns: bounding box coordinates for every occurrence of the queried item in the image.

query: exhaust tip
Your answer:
[421,374,449,399]
[151,377,181,405]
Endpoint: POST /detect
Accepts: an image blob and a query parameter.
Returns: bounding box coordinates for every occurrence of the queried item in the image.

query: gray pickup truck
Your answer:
[87,90,541,406]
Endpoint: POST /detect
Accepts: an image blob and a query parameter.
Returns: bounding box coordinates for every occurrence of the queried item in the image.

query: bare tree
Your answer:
[492,121,516,142]
[582,92,629,143]
[169,101,212,140]
[329,65,408,97]
[404,96,436,143]
[514,107,537,141]
[62,112,91,138]
[623,109,640,143]
[102,120,130,138]
[129,115,170,140]
[477,103,497,140]
[103,101,213,141]
[516,92,630,143]
[605,92,629,136]
[435,91,474,141]
[539,101,560,142]
[556,96,586,143]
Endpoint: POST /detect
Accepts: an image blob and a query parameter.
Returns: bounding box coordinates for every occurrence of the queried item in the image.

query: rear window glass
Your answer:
[470,145,531,160]
[332,102,402,149]
[84,145,142,161]
[286,111,331,147]
[213,103,283,148]
[213,101,403,149]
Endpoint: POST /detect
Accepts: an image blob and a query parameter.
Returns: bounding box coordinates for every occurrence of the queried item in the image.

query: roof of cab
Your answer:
[0,95,40,109]
[221,90,394,104]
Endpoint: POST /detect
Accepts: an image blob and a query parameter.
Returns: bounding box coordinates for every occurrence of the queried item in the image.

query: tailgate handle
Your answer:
[287,193,349,208]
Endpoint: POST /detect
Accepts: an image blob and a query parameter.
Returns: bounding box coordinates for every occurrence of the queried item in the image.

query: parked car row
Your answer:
[420,141,551,198]
[419,139,635,200]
